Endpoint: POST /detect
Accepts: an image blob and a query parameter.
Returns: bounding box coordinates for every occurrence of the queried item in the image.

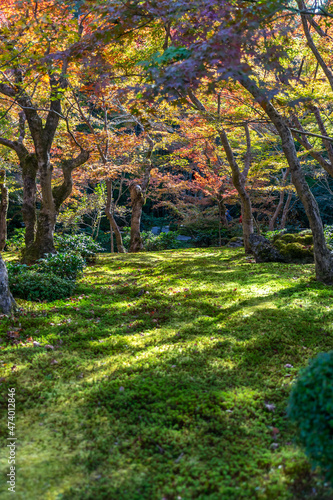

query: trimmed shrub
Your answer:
[55,234,103,262]
[37,252,85,280]
[288,351,333,485]
[9,270,75,301]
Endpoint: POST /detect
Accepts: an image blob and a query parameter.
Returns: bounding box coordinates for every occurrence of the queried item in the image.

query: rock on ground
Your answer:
[226,237,244,248]
[0,254,16,314]
[249,234,286,263]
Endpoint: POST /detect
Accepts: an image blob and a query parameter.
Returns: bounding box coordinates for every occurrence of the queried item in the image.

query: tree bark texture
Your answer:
[105,179,126,253]
[21,154,38,252]
[269,168,290,231]
[218,128,254,253]
[0,254,16,314]
[129,183,145,252]
[0,170,9,251]
[280,192,293,229]
[240,75,333,283]
[0,73,89,263]
[129,135,154,253]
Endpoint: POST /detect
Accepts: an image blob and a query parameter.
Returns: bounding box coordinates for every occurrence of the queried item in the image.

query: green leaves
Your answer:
[288,351,333,485]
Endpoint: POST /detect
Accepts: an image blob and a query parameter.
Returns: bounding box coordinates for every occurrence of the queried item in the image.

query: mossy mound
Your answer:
[226,237,243,248]
[273,232,314,263]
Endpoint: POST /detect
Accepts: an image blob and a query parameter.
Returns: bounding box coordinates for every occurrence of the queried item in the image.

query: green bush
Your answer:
[122,228,181,252]
[37,252,85,280]
[6,261,29,276]
[55,234,103,262]
[145,231,181,251]
[7,253,81,301]
[9,270,75,301]
[288,351,333,485]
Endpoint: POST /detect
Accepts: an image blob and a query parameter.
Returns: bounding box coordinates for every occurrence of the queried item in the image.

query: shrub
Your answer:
[122,228,181,252]
[6,261,29,276]
[288,351,333,485]
[55,234,103,262]
[9,270,75,301]
[37,252,85,280]
[7,253,82,301]
[145,231,181,251]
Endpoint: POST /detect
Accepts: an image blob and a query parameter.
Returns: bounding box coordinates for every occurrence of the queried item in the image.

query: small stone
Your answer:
[264,403,276,412]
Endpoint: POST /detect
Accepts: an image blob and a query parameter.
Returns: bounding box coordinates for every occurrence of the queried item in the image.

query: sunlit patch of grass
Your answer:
[0,248,332,499]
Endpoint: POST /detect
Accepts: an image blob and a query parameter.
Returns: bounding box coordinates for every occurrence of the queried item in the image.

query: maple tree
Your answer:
[117,0,333,282]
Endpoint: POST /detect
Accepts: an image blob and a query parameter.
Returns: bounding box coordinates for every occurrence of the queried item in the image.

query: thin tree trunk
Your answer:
[0,170,9,251]
[280,192,293,229]
[129,183,145,252]
[218,128,254,253]
[269,190,284,231]
[110,225,114,253]
[253,213,261,235]
[240,75,333,283]
[105,179,126,253]
[269,168,290,230]
[129,135,154,253]
[94,211,101,241]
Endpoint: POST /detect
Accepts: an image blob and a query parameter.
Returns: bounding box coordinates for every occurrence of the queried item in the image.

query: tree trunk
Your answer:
[269,168,290,230]
[240,75,333,283]
[129,135,154,253]
[110,225,114,253]
[218,129,254,253]
[280,192,292,229]
[269,191,284,231]
[22,151,89,263]
[105,179,126,253]
[218,196,228,227]
[21,153,38,249]
[0,254,16,314]
[0,170,9,251]
[129,183,145,252]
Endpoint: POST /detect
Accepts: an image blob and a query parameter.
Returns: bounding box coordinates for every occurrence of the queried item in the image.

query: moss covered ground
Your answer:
[0,248,333,500]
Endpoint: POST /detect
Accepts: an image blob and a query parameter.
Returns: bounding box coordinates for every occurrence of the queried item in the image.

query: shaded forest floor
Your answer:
[1,248,333,500]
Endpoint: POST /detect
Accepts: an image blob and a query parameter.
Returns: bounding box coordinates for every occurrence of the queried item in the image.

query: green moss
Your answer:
[273,233,314,262]
[0,249,332,499]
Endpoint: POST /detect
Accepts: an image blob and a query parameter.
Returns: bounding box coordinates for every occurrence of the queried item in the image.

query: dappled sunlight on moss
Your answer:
[0,248,332,499]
